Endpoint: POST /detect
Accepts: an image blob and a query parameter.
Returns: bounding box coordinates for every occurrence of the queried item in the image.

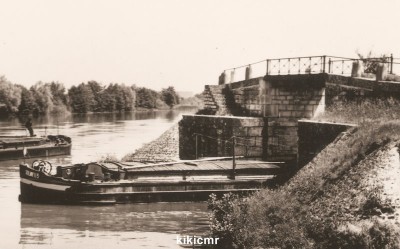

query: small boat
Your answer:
[0,135,72,161]
[19,158,281,204]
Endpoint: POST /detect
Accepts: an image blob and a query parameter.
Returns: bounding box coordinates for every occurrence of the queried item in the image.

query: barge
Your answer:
[0,135,72,161]
[19,159,282,204]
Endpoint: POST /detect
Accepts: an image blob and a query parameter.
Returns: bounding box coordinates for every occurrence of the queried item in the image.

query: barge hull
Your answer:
[0,144,71,161]
[19,179,270,204]
[19,159,280,205]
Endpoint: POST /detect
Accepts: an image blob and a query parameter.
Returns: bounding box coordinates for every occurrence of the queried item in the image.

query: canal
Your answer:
[0,109,210,249]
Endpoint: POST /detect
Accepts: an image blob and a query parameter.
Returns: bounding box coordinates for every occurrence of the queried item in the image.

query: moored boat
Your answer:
[19,159,282,204]
[0,135,72,161]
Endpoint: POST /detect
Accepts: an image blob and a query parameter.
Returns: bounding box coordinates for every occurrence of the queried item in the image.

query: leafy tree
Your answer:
[30,82,52,114]
[120,84,135,111]
[68,83,95,113]
[87,81,104,111]
[136,87,160,109]
[0,76,22,114]
[0,75,177,115]
[49,82,67,106]
[161,86,180,108]
[18,85,37,115]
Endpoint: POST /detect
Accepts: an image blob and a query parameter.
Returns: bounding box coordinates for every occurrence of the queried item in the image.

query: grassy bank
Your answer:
[209,99,400,248]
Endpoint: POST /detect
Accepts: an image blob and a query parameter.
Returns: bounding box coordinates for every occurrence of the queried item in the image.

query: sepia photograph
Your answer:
[1,0,400,248]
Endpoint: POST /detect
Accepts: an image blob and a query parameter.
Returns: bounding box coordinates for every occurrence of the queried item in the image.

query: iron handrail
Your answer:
[221,54,397,81]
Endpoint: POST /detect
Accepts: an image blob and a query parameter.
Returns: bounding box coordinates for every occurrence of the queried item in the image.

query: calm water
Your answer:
[0,109,210,249]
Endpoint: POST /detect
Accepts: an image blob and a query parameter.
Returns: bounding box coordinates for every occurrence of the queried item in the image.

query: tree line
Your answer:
[0,76,181,116]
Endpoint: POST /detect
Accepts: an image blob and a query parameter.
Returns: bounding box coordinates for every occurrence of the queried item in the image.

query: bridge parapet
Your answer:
[193,54,400,170]
[220,55,399,83]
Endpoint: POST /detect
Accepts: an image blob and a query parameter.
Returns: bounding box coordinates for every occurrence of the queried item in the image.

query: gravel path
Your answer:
[365,143,400,223]
[122,124,179,162]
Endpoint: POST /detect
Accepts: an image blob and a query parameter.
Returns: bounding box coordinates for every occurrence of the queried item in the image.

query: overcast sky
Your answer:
[0,0,399,93]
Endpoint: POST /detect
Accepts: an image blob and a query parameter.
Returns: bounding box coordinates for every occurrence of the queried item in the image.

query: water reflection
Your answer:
[19,202,209,248]
[17,189,211,248]
[1,108,197,163]
[20,202,209,238]
[0,108,213,249]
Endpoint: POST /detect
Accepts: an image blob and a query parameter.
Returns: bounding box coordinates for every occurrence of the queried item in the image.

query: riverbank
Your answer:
[209,100,400,248]
[122,123,179,162]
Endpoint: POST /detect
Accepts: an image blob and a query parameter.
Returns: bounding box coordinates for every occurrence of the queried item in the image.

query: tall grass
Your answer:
[314,98,400,125]
[209,99,400,248]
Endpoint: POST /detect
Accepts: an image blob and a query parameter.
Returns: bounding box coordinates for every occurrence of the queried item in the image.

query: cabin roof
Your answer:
[109,159,281,172]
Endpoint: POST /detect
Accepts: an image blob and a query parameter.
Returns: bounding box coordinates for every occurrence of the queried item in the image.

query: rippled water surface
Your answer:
[0,109,210,249]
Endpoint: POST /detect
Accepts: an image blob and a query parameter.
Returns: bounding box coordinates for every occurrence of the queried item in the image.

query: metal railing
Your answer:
[221,55,400,83]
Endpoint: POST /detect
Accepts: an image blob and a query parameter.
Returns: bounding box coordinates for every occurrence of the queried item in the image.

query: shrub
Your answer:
[98,153,119,162]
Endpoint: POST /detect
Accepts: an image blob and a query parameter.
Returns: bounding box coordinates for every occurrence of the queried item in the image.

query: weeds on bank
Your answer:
[98,153,119,162]
[209,99,400,248]
[314,98,400,125]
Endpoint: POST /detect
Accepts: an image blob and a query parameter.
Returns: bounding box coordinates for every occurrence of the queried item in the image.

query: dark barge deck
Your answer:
[19,159,282,204]
[0,135,71,161]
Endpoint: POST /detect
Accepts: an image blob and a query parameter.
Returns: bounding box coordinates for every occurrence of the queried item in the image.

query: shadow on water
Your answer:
[20,202,209,234]
[19,202,210,245]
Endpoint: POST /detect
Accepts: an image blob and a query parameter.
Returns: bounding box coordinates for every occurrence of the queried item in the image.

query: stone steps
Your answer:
[202,85,232,116]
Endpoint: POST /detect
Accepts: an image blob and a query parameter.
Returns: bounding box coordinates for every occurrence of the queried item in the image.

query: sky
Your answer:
[0,0,399,94]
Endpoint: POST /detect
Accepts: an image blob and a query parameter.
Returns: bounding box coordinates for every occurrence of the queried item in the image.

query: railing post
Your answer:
[245,65,252,80]
[351,60,363,77]
[231,136,236,180]
[266,59,269,75]
[278,59,281,75]
[195,134,198,159]
[390,54,393,74]
[298,58,301,74]
[376,63,388,81]
[288,58,291,74]
[328,58,331,74]
[322,55,326,73]
[341,60,344,75]
[218,71,226,85]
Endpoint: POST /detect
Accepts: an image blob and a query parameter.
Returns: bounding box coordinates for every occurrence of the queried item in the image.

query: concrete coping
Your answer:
[299,119,357,127]
[329,73,400,84]
[182,114,263,119]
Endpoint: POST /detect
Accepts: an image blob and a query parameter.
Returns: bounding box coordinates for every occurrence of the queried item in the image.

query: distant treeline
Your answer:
[0,76,187,116]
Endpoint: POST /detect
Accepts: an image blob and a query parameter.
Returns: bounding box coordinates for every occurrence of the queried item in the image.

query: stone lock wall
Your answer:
[179,115,265,160]
[228,77,264,116]
[297,120,356,167]
[261,74,326,163]
[262,74,326,118]
[195,74,328,166]
[195,71,400,168]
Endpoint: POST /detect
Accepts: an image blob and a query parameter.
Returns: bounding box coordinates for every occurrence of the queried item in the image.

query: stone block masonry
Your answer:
[228,77,264,116]
[261,74,326,118]
[199,71,400,169]
[196,74,328,167]
[179,115,265,160]
[260,74,326,164]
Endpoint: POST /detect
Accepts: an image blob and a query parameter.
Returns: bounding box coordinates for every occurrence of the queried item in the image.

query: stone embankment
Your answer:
[364,142,400,223]
[122,124,179,162]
